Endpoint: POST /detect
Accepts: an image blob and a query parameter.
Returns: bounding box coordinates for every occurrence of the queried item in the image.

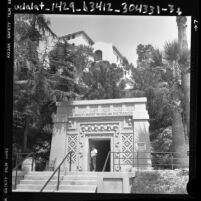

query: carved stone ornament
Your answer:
[80,123,119,134]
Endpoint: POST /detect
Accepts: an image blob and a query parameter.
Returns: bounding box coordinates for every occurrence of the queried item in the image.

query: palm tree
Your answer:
[164,41,188,168]
[176,16,190,140]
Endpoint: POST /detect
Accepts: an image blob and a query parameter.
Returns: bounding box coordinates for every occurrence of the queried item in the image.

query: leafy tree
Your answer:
[136,44,154,67]
[132,40,188,168]
[82,61,125,100]
[48,41,94,101]
[131,45,172,131]
[13,14,56,153]
[129,44,175,169]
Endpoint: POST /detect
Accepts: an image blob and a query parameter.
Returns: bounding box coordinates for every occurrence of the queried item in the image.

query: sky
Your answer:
[45,15,191,66]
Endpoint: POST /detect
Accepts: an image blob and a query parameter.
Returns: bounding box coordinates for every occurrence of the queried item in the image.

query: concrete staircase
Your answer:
[12,171,26,189]
[13,171,98,193]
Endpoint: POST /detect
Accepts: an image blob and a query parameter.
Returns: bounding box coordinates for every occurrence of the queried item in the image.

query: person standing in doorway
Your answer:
[91,145,98,171]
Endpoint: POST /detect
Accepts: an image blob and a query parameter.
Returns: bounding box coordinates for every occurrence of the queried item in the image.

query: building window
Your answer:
[95,50,103,61]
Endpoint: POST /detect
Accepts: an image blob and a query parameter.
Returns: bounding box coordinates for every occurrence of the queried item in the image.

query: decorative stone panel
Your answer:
[121,133,133,165]
[66,134,78,163]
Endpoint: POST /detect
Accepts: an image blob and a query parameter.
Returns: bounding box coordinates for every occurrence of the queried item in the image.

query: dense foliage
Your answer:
[132,169,189,194]
[82,61,126,99]
[129,42,189,168]
[13,14,57,169]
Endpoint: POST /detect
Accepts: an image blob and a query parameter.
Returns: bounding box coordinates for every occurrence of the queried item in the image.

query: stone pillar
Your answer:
[49,122,67,171]
[49,105,68,171]
[132,102,152,170]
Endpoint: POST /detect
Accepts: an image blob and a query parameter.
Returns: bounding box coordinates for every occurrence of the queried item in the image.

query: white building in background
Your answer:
[92,42,124,66]
[60,31,133,81]
[60,31,126,69]
[60,31,94,47]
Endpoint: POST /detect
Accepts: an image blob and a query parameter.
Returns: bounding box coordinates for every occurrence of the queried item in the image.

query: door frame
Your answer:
[88,138,112,172]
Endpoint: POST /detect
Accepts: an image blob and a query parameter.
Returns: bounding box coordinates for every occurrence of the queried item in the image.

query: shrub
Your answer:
[33,140,50,171]
[131,169,189,194]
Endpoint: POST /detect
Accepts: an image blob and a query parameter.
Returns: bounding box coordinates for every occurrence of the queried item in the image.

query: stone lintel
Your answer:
[57,97,147,107]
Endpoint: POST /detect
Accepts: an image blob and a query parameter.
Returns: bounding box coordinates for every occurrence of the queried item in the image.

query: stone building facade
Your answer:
[49,98,152,172]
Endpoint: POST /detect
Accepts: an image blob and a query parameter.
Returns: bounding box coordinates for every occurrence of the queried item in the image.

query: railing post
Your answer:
[69,152,72,172]
[15,165,18,189]
[171,153,174,170]
[31,153,34,171]
[14,153,19,189]
[56,167,60,191]
[137,152,138,171]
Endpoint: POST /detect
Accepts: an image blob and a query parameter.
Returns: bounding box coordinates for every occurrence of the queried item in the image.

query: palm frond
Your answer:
[164,40,179,61]
[178,49,190,66]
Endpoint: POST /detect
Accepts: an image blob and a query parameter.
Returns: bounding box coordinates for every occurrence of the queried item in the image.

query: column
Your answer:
[132,103,151,170]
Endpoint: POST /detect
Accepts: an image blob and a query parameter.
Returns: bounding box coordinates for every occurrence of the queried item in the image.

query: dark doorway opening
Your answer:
[89,139,110,172]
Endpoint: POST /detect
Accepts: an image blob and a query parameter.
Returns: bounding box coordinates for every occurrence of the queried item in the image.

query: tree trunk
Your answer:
[182,72,190,139]
[176,16,188,51]
[172,108,188,168]
[176,16,190,140]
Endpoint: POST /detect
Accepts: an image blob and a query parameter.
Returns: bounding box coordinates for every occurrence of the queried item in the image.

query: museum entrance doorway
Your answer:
[89,139,110,172]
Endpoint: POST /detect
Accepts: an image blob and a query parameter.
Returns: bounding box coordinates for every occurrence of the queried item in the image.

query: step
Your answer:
[59,184,97,191]
[13,189,56,192]
[26,172,64,176]
[16,184,57,190]
[24,175,64,180]
[27,171,97,175]
[13,189,95,193]
[12,176,24,183]
[25,171,56,175]
[58,190,96,193]
[20,180,59,185]
[12,171,26,177]
[65,171,98,175]
[61,180,97,185]
[63,175,97,180]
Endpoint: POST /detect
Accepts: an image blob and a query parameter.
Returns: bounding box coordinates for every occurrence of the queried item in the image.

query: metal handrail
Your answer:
[110,151,188,170]
[13,152,34,170]
[102,151,111,172]
[12,152,35,189]
[40,151,73,192]
[109,151,188,156]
